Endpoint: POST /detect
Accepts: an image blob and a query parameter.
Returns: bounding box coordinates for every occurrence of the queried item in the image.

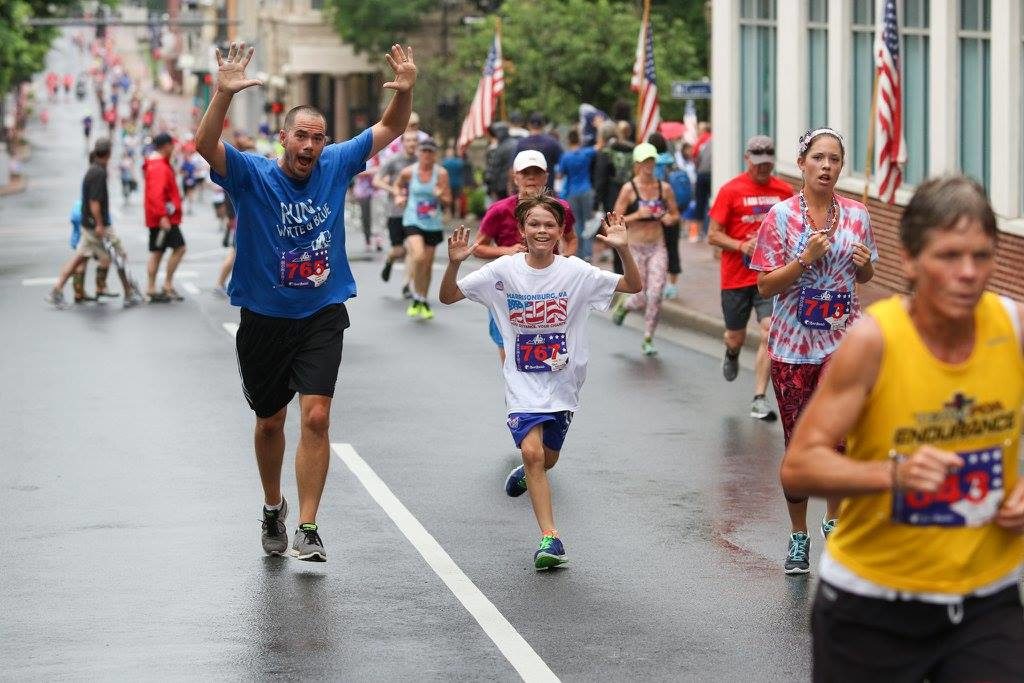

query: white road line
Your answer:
[331,443,559,683]
[182,282,201,295]
[222,322,238,338]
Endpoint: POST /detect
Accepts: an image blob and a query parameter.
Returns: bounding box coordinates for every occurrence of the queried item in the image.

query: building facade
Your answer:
[711,0,1023,299]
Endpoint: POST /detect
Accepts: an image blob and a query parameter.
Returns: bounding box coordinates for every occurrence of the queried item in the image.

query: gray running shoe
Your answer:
[722,347,740,382]
[290,523,327,562]
[750,394,778,421]
[785,532,810,575]
[44,289,66,308]
[123,291,144,308]
[260,498,289,556]
[821,515,837,539]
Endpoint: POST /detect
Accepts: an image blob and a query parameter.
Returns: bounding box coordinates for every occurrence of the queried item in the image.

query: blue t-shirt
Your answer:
[441,156,465,192]
[557,147,595,198]
[210,129,372,318]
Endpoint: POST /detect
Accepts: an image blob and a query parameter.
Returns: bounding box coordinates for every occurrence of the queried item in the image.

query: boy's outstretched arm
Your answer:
[596,212,642,293]
[439,225,480,304]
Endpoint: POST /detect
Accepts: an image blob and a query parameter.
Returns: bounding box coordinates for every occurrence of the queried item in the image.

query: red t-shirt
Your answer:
[479,194,575,248]
[709,173,793,290]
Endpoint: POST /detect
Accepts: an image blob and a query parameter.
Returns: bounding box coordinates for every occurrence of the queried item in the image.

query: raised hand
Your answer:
[447,225,479,263]
[215,42,263,95]
[595,212,628,249]
[383,45,417,93]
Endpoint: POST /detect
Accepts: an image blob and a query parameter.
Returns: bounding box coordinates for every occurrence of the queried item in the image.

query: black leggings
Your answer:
[663,224,681,275]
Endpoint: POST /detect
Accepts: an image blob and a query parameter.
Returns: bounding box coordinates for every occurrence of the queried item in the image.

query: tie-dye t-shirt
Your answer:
[749,194,878,365]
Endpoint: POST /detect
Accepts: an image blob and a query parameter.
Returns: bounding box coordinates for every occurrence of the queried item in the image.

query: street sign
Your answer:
[671,81,712,99]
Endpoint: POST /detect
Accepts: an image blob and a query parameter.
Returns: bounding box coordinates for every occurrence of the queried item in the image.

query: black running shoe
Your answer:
[381,259,393,282]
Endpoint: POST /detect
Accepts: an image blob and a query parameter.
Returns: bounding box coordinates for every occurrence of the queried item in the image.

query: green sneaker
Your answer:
[641,338,657,356]
[418,301,435,320]
[406,301,421,318]
[534,535,567,570]
[611,298,628,326]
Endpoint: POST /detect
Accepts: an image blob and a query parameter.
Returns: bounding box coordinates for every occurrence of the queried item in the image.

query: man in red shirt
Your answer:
[474,150,578,360]
[707,135,793,421]
[142,132,187,302]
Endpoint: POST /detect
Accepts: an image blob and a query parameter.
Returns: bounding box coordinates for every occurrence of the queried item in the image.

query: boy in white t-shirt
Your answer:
[439,194,641,569]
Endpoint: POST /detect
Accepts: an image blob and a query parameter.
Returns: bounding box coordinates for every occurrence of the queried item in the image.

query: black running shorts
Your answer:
[721,284,773,331]
[387,216,406,247]
[235,303,350,418]
[404,226,444,247]
[812,581,1024,683]
[147,226,186,252]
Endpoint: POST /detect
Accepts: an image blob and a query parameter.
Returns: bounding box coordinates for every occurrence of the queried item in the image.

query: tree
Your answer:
[429,0,708,133]
[322,0,436,56]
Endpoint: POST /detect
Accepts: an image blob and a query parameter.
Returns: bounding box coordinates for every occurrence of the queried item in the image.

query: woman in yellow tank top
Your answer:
[780,176,1024,682]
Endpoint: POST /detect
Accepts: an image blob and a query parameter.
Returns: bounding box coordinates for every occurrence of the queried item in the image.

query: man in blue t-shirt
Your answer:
[196,41,418,563]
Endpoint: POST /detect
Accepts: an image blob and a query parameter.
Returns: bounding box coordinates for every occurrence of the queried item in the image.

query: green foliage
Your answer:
[428,0,708,128]
[0,1,114,96]
[467,186,487,218]
[323,0,436,56]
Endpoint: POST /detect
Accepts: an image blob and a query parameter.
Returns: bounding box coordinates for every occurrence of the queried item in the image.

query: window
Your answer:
[807,1,828,128]
[902,0,929,185]
[739,1,776,152]
[851,0,875,175]
[958,0,991,188]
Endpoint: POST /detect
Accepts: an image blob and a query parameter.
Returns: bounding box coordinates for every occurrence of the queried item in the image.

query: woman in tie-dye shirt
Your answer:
[749,128,878,575]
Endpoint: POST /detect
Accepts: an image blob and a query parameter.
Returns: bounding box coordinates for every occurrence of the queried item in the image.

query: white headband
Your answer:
[799,128,846,156]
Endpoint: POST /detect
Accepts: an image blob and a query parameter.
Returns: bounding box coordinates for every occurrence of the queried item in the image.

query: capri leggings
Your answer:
[624,241,668,338]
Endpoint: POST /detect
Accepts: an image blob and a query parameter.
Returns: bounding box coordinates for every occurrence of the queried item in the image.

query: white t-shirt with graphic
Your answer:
[458,254,620,414]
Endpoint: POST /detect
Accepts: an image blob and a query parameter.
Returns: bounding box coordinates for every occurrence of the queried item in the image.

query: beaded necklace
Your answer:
[799,191,839,237]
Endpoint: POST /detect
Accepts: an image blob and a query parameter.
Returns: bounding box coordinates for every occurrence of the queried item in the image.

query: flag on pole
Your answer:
[873,0,905,203]
[631,8,660,144]
[458,31,504,153]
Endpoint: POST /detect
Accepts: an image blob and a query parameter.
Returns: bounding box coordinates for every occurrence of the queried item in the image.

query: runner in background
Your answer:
[750,128,877,574]
[708,135,793,422]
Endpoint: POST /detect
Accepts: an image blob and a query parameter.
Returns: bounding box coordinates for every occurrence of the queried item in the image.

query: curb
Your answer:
[659,299,763,352]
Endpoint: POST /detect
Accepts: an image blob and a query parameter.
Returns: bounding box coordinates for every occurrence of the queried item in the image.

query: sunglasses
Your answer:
[748,146,775,155]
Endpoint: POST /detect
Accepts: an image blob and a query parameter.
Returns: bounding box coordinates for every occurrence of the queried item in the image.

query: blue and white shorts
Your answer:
[506,411,574,451]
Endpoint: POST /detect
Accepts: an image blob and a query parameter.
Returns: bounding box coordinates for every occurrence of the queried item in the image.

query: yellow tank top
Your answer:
[828,292,1024,594]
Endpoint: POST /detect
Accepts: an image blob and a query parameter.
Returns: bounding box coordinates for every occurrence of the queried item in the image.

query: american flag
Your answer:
[507,297,568,328]
[457,31,504,154]
[631,11,660,144]
[873,0,906,203]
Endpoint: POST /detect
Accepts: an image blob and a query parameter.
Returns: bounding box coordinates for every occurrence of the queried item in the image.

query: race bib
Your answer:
[639,198,665,218]
[416,199,438,219]
[892,447,1006,527]
[799,287,851,330]
[515,332,568,373]
[280,247,331,288]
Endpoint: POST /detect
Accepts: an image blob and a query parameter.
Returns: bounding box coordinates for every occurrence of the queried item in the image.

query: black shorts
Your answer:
[812,581,1024,683]
[235,303,350,418]
[387,216,406,247]
[147,226,186,252]
[721,285,773,331]
[404,226,444,247]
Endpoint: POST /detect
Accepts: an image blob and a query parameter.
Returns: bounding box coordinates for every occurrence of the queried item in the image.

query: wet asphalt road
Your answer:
[0,36,832,681]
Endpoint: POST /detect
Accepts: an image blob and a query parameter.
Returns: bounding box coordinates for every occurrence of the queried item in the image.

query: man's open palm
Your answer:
[216,42,263,95]
[383,45,417,93]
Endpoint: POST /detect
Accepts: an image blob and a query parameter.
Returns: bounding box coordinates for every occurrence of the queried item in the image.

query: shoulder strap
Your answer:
[629,180,639,197]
